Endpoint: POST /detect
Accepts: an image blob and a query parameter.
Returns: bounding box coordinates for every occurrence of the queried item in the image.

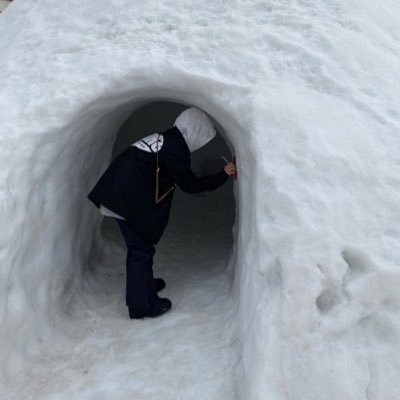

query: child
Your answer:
[88,107,237,319]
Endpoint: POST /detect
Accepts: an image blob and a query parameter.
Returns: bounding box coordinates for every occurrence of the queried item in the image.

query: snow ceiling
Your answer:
[1,0,400,399]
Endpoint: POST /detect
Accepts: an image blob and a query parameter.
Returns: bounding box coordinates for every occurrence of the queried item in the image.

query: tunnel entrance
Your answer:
[74,101,239,398]
[95,100,236,319]
[100,101,236,258]
[98,101,236,301]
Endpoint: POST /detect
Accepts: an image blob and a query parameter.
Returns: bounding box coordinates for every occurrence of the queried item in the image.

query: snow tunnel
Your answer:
[0,85,255,390]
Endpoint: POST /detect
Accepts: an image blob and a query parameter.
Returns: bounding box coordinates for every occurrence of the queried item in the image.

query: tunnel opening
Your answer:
[84,100,237,313]
[61,101,240,397]
[100,100,236,264]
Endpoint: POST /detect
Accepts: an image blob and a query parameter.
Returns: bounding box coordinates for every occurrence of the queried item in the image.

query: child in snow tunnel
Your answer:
[88,107,237,319]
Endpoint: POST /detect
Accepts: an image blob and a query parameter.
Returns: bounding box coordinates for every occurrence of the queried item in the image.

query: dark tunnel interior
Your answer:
[100,101,236,264]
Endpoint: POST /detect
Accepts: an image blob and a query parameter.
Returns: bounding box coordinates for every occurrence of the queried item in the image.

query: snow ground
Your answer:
[1,182,237,399]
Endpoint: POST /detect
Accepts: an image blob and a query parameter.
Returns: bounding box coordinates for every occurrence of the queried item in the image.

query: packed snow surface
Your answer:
[1,0,400,399]
[2,183,237,399]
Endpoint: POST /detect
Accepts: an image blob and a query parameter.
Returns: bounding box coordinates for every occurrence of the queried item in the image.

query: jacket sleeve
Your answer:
[162,147,229,194]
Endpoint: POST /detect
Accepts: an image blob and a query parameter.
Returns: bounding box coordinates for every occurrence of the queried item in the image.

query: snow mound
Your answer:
[1,0,400,399]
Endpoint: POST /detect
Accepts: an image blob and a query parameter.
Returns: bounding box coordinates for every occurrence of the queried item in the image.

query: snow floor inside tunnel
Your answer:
[2,177,238,400]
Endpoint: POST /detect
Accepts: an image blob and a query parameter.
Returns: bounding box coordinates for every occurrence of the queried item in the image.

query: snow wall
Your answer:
[1,1,400,399]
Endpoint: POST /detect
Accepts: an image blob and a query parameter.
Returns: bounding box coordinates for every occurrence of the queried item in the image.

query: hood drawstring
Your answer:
[155,134,175,204]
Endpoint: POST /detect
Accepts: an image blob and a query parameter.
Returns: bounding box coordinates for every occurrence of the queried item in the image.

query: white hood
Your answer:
[174,107,216,152]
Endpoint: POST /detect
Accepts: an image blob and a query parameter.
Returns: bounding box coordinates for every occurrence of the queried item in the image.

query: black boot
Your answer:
[129,297,172,319]
[155,278,166,292]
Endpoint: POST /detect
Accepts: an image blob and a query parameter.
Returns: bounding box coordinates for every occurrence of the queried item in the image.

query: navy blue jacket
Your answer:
[88,127,228,244]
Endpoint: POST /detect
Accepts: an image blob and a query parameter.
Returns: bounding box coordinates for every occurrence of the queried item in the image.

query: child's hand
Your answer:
[224,162,237,179]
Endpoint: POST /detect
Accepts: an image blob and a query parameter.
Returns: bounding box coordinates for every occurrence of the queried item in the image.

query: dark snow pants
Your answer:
[115,219,157,309]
